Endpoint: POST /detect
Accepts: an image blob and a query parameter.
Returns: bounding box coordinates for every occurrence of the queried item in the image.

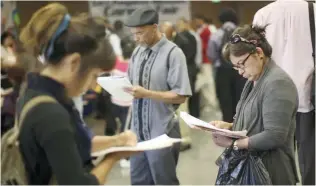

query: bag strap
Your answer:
[166,45,177,71]
[9,95,57,144]
[166,45,177,90]
[309,2,315,63]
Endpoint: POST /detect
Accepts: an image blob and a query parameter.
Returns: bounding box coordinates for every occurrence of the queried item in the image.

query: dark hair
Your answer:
[1,31,15,45]
[219,8,238,25]
[19,3,115,74]
[223,24,272,61]
[114,20,124,31]
[121,39,136,59]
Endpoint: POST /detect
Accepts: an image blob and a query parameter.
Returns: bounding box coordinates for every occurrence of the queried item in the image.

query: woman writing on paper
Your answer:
[208,25,299,185]
[13,3,138,185]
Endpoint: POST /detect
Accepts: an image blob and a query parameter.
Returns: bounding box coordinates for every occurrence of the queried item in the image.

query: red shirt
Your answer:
[198,25,211,64]
[114,57,129,73]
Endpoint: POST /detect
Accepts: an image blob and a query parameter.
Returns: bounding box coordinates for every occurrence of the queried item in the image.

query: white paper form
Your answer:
[97,76,133,102]
[91,134,184,165]
[180,112,247,139]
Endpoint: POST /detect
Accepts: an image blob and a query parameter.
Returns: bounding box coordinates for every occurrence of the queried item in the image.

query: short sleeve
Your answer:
[167,47,192,96]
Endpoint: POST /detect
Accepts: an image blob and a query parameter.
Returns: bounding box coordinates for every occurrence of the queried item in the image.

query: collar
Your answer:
[26,72,72,105]
[254,58,275,83]
[150,36,168,52]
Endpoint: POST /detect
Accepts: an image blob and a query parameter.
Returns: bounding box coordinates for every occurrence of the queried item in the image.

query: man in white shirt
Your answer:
[104,19,123,60]
[253,1,315,185]
[188,23,203,69]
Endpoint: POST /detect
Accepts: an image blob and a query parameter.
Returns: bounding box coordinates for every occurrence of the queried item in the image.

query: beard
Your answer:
[137,40,150,48]
[137,32,156,48]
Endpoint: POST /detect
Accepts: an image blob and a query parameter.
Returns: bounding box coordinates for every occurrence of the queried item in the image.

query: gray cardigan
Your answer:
[232,60,299,184]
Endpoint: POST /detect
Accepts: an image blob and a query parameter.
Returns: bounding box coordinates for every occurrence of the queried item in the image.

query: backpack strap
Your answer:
[8,95,57,145]
[166,45,177,91]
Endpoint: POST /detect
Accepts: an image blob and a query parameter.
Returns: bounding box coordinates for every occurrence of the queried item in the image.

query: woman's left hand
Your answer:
[119,130,137,146]
[211,132,233,148]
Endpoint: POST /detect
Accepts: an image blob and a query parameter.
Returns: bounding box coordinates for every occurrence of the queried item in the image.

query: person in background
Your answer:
[1,31,17,52]
[113,20,133,42]
[193,14,211,65]
[188,20,203,70]
[110,36,137,168]
[192,14,219,122]
[16,3,138,184]
[1,31,17,93]
[175,18,199,119]
[125,7,192,185]
[1,50,28,136]
[94,17,123,135]
[160,19,196,151]
[210,25,299,185]
[207,8,246,123]
[104,18,123,60]
[184,19,203,150]
[253,1,315,184]
[205,18,217,34]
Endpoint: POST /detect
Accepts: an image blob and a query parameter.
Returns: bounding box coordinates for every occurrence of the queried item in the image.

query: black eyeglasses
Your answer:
[232,53,252,70]
[230,34,257,46]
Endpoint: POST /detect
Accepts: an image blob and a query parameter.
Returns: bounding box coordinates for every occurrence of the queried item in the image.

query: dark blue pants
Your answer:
[130,125,181,185]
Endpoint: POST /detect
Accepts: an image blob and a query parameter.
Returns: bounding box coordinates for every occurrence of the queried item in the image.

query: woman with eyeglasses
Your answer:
[207,25,299,184]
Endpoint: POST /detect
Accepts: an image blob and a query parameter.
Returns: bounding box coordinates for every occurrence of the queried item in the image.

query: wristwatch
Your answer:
[233,141,239,151]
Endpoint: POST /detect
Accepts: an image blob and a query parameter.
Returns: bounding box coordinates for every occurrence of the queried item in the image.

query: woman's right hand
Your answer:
[210,121,233,130]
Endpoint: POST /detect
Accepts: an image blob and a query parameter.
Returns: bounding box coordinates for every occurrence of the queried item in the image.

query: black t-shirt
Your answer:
[17,73,98,185]
[173,31,198,76]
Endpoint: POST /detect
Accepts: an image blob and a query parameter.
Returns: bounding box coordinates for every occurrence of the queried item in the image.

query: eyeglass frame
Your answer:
[232,53,252,70]
[229,34,257,70]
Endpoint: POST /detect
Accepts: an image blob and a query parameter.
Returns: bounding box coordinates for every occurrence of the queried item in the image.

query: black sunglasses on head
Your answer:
[230,34,257,46]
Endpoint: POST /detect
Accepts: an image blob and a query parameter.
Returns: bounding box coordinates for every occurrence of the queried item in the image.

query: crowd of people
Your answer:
[0,0,315,185]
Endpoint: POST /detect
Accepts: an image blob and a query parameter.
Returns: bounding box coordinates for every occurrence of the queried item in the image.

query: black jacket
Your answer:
[17,73,98,185]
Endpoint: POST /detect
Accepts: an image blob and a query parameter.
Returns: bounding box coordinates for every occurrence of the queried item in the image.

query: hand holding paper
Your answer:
[180,112,247,138]
[92,134,184,165]
[124,85,150,99]
[209,120,233,130]
[97,76,133,102]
